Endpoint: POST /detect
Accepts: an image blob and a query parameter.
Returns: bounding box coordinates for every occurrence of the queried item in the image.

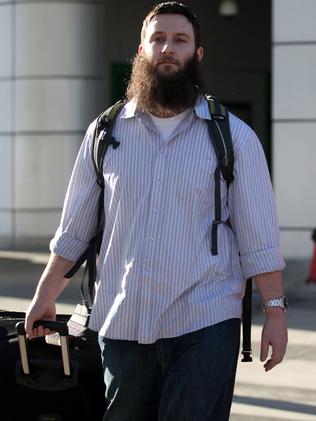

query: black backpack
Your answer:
[65,94,253,362]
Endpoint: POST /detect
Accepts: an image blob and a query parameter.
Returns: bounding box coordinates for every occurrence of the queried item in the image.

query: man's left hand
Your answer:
[260,309,288,371]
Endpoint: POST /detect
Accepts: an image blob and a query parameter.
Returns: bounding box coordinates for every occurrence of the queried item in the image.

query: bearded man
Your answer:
[25,2,288,420]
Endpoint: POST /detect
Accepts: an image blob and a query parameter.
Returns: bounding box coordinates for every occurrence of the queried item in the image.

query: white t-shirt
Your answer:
[149,108,192,142]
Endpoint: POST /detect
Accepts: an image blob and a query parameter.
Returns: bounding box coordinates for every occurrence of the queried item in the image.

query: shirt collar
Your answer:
[119,95,211,121]
[193,95,212,120]
[119,97,139,119]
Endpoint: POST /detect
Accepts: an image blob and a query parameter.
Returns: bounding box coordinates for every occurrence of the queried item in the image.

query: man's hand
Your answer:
[25,300,56,339]
[253,271,288,371]
[260,308,288,371]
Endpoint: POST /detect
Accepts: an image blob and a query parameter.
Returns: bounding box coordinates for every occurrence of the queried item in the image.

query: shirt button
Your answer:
[157,180,161,186]
[153,208,158,214]
[149,237,154,243]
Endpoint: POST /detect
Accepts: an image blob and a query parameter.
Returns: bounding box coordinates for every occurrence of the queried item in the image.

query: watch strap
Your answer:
[261,296,288,312]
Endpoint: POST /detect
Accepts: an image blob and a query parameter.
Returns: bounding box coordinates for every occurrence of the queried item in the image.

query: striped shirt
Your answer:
[50,95,285,343]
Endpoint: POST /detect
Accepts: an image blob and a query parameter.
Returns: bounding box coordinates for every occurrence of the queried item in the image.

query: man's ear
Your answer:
[197,47,204,61]
[138,44,143,54]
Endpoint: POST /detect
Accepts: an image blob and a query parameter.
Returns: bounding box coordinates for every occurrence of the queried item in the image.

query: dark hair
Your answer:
[141,2,201,47]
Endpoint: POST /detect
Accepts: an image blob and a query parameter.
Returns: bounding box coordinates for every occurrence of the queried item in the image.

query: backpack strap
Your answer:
[65,100,125,308]
[205,94,252,362]
[92,100,125,189]
[241,278,253,362]
[205,94,234,256]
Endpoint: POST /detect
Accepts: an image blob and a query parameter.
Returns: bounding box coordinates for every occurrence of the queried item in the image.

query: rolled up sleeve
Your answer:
[50,120,100,262]
[228,126,285,279]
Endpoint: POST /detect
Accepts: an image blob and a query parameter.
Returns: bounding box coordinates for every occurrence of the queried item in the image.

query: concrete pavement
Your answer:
[0,250,316,420]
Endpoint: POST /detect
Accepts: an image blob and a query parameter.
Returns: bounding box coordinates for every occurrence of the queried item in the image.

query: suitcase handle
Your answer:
[15,320,71,377]
[16,320,68,336]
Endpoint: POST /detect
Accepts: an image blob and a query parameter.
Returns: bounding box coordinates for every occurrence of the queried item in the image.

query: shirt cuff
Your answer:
[240,246,286,279]
[50,229,89,262]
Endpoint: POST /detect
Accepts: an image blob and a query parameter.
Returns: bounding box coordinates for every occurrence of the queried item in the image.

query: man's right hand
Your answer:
[25,301,56,339]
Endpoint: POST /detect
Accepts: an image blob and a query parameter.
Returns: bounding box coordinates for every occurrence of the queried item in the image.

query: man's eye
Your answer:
[153,37,164,43]
[175,38,187,43]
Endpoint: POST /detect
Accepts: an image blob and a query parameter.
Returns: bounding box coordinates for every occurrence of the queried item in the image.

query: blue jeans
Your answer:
[98,318,240,421]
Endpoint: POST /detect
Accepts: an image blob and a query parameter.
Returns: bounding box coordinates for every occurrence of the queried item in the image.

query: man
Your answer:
[25,2,288,420]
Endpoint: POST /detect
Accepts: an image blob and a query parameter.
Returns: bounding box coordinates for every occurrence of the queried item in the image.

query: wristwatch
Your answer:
[261,296,289,312]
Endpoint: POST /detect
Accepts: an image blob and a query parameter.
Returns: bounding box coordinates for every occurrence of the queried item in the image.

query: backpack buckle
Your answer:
[212,114,225,120]
[98,129,108,142]
[110,139,120,149]
[98,131,120,149]
[241,350,253,362]
[212,219,224,225]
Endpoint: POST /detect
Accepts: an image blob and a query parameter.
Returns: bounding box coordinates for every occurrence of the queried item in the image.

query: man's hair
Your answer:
[141,2,201,48]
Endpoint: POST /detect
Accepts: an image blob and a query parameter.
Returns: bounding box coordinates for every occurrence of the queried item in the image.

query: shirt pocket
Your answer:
[169,154,218,205]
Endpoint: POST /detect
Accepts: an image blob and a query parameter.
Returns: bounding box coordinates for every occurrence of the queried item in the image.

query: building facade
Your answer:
[0,0,315,258]
[272,0,316,258]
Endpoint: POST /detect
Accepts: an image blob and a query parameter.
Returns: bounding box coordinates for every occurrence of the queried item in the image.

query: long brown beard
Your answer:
[126,53,205,115]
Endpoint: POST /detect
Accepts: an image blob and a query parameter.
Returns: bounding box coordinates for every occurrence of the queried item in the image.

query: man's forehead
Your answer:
[146,13,194,36]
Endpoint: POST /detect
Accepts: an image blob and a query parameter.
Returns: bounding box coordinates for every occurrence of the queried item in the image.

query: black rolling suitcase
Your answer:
[0,310,106,421]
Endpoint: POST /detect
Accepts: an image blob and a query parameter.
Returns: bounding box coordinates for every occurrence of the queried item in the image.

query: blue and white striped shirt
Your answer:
[51,95,285,343]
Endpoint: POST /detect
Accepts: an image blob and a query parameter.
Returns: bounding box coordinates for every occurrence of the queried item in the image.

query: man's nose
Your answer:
[162,41,174,54]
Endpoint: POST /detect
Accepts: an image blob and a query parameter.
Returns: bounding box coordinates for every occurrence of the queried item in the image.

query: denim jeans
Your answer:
[98,318,240,421]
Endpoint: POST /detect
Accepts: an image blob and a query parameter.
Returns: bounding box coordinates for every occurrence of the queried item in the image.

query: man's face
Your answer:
[139,13,203,75]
